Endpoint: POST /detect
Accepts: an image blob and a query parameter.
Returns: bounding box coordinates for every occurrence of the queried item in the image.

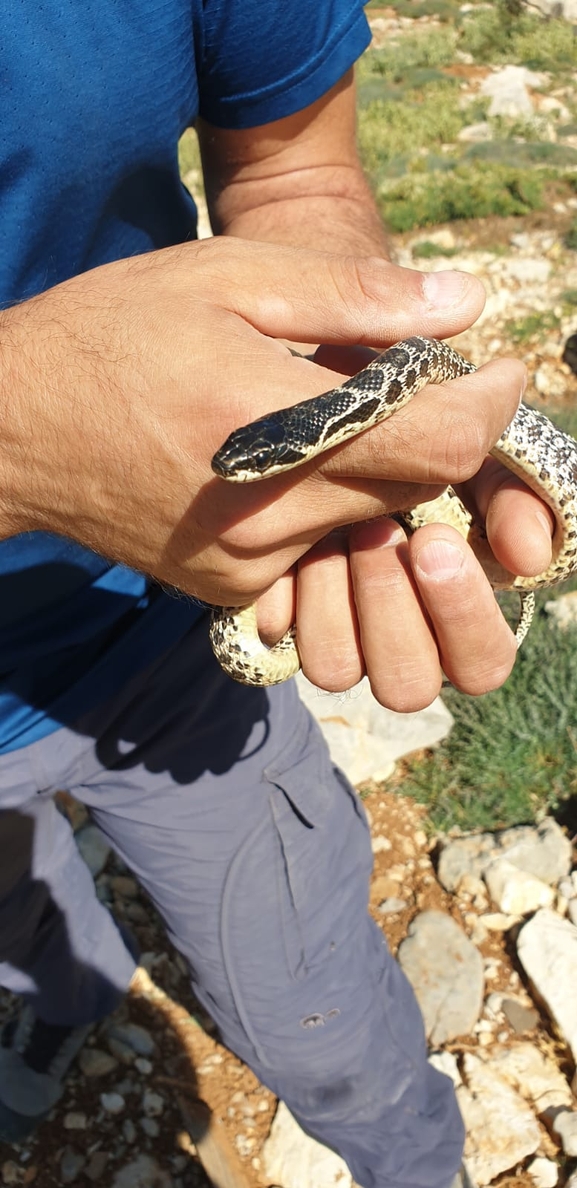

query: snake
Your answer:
[208,336,577,686]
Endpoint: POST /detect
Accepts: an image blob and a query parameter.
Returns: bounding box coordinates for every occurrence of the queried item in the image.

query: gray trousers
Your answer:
[0,614,463,1188]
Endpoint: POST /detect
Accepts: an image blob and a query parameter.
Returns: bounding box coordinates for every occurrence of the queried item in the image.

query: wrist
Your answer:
[0,294,81,542]
[220,185,390,260]
[0,303,40,538]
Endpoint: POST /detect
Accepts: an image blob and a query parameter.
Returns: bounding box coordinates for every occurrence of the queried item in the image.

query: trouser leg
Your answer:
[0,795,135,1025]
[61,617,464,1188]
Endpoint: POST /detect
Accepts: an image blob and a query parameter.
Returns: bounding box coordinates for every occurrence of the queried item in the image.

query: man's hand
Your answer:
[0,237,542,706]
[253,341,554,710]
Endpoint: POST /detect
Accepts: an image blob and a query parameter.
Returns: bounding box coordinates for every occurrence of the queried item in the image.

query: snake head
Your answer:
[211,415,308,482]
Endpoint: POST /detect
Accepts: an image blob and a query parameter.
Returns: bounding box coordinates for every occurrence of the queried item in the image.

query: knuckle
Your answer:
[332,256,389,342]
[301,649,363,693]
[439,412,488,483]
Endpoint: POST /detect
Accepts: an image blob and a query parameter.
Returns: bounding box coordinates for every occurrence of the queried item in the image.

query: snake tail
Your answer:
[208,606,299,686]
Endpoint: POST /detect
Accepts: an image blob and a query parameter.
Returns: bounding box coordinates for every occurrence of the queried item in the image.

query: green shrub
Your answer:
[358,68,449,105]
[364,29,458,82]
[400,594,577,832]
[377,163,544,231]
[358,88,465,175]
[371,0,459,18]
[509,13,577,71]
[458,2,576,71]
[464,141,577,167]
[506,311,561,344]
[411,240,460,258]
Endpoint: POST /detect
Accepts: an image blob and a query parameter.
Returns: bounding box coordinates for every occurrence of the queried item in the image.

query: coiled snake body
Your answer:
[209,336,577,686]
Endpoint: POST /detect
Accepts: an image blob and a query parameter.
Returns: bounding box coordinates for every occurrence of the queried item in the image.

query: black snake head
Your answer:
[212,414,309,482]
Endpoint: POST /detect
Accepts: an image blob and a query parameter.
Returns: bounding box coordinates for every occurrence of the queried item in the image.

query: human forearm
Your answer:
[198,70,389,259]
[0,303,65,542]
[211,164,389,258]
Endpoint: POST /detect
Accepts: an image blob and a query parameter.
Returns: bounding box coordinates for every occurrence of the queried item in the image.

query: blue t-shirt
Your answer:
[0,0,370,753]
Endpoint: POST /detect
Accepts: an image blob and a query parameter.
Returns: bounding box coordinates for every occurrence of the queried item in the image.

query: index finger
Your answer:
[318,357,527,488]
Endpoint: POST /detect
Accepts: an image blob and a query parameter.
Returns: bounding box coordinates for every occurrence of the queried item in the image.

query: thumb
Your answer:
[199,237,486,346]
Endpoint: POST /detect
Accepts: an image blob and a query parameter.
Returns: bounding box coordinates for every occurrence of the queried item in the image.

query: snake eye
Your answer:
[254,449,272,472]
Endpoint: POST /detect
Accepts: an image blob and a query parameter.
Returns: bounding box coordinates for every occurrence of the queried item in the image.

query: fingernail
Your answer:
[422,270,469,310]
[415,540,465,580]
[535,508,553,537]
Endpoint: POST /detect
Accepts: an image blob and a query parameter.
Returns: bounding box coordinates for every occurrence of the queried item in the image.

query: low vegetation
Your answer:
[400,593,577,833]
[357,0,577,231]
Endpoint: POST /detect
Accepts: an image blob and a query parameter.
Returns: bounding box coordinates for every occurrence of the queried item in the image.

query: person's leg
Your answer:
[0,752,137,1139]
[0,798,135,1024]
[67,617,464,1188]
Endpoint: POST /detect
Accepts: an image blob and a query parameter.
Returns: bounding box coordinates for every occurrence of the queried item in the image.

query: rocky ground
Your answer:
[397,213,577,406]
[2,785,577,1188]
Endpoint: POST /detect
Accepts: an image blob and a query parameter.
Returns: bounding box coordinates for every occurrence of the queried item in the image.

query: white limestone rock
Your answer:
[438,819,571,893]
[78,1047,119,1078]
[550,1107,577,1156]
[517,909,577,1063]
[457,122,493,142]
[489,1041,573,1112]
[371,835,392,854]
[545,590,577,629]
[500,998,539,1034]
[100,1092,125,1115]
[501,819,572,883]
[262,1102,353,1188]
[479,65,545,119]
[534,364,569,401]
[484,858,555,915]
[397,911,484,1045]
[412,228,458,251]
[527,1156,559,1188]
[477,912,520,932]
[295,673,453,784]
[111,1155,173,1188]
[428,1051,463,1089]
[107,1022,155,1057]
[500,257,552,285]
[457,1053,542,1185]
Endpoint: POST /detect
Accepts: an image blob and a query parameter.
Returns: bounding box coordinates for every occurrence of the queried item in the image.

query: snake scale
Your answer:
[209,336,577,686]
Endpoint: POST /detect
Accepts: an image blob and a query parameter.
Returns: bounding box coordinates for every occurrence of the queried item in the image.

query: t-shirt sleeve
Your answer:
[197,0,371,129]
